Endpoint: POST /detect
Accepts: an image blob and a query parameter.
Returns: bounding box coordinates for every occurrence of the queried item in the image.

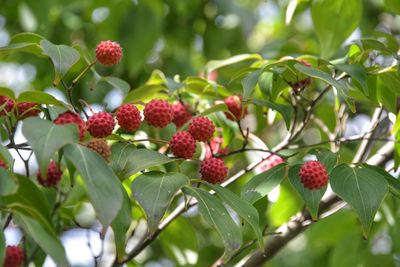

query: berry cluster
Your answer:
[0,96,41,119]
[298,160,329,190]
[5,245,24,267]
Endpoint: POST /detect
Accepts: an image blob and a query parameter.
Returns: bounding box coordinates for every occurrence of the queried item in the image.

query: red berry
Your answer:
[205,137,229,159]
[0,96,14,116]
[144,99,173,128]
[0,159,8,169]
[224,95,247,121]
[16,102,41,119]
[188,117,215,142]
[54,111,87,141]
[200,157,228,184]
[116,104,141,132]
[86,139,111,162]
[257,154,285,172]
[37,161,62,187]
[87,112,115,138]
[95,40,123,66]
[172,102,192,128]
[5,245,24,267]
[298,160,329,190]
[169,131,196,159]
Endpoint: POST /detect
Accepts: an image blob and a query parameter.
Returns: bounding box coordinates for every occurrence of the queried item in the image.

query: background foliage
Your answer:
[0,0,400,266]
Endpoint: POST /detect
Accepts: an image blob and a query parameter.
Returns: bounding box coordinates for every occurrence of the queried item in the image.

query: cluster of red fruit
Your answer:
[0,96,41,119]
[4,245,24,267]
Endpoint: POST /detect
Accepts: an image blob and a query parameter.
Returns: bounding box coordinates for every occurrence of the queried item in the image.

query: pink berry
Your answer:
[87,112,115,138]
[95,40,123,66]
[200,157,228,184]
[172,102,192,128]
[54,111,86,141]
[169,131,196,159]
[298,160,329,190]
[37,161,62,187]
[188,117,215,142]
[144,99,174,128]
[116,104,142,132]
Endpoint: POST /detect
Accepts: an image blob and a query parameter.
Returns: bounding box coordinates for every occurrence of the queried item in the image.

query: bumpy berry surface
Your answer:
[5,245,24,267]
[86,139,111,162]
[200,157,228,184]
[205,137,229,159]
[16,102,41,119]
[0,96,14,116]
[169,131,196,159]
[0,159,8,169]
[144,99,173,128]
[172,102,192,128]
[37,160,62,187]
[298,160,329,190]
[54,111,86,140]
[224,95,247,121]
[116,104,141,132]
[95,40,123,66]
[87,112,115,138]
[188,117,215,142]
[257,154,285,172]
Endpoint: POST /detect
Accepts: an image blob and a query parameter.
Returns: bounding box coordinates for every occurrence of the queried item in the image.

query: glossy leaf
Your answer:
[204,182,263,248]
[330,164,388,237]
[123,84,167,103]
[18,91,66,107]
[294,63,355,112]
[111,143,175,180]
[198,103,229,117]
[288,165,326,220]
[335,64,368,95]
[205,54,262,72]
[22,117,78,176]
[100,76,131,95]
[0,87,16,99]
[40,39,80,86]
[182,186,242,260]
[242,69,263,100]
[131,171,189,233]
[311,0,362,58]
[64,144,123,227]
[111,188,132,261]
[0,169,17,196]
[252,99,293,129]
[14,212,70,267]
[362,164,400,199]
[241,163,287,204]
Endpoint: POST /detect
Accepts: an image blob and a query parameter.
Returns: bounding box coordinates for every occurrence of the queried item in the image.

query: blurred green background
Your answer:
[1,0,400,266]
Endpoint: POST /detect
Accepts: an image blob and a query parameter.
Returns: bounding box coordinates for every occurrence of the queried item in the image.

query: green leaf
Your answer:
[312,148,339,172]
[100,76,131,95]
[311,0,362,59]
[362,164,400,199]
[18,91,66,107]
[241,163,287,204]
[205,54,262,72]
[330,164,389,237]
[0,87,16,99]
[335,64,368,95]
[111,143,175,180]
[22,117,78,175]
[182,186,242,260]
[384,0,400,15]
[0,226,4,266]
[204,182,263,248]
[0,144,15,169]
[64,144,123,227]
[111,188,131,261]
[40,39,80,86]
[0,43,43,57]
[14,212,70,267]
[10,32,44,44]
[166,78,184,95]
[294,63,355,112]
[288,165,326,220]
[378,71,400,95]
[252,99,293,129]
[198,103,229,117]
[131,171,189,233]
[123,84,167,103]
[0,169,18,196]
[242,69,263,100]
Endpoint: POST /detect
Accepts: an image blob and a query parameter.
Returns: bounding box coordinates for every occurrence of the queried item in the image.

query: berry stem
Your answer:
[72,60,97,87]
